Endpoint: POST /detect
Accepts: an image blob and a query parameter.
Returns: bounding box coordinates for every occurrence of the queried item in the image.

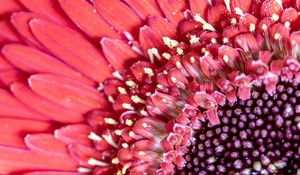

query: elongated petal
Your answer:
[0,145,78,174]
[189,0,209,18]
[157,0,186,26]
[101,37,140,71]
[0,19,20,44]
[25,134,69,156]
[10,12,45,48]
[29,18,113,82]
[68,143,101,167]
[147,16,177,38]
[28,74,110,112]
[2,44,94,85]
[54,124,92,146]
[59,0,121,40]
[0,54,13,69]
[24,171,82,175]
[19,0,73,26]
[0,89,49,121]
[139,26,162,54]
[0,0,23,16]
[11,83,85,123]
[124,0,163,19]
[0,69,26,87]
[0,118,55,148]
[93,0,142,38]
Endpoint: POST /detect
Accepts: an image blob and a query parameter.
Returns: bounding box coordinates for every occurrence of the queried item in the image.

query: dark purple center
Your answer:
[177,80,300,175]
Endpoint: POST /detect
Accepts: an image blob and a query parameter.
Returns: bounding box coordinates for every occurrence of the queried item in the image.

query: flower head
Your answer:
[0,0,299,174]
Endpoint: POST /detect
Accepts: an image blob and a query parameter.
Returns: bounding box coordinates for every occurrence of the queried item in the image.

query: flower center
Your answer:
[177,79,300,174]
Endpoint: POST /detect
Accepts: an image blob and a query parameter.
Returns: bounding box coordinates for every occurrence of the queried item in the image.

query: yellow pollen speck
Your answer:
[88,132,102,141]
[162,52,171,60]
[142,122,148,128]
[125,80,136,87]
[271,14,279,22]
[157,84,163,89]
[118,87,127,94]
[88,158,109,166]
[140,110,149,116]
[224,0,231,12]
[162,98,168,103]
[249,23,256,32]
[223,37,229,43]
[163,70,168,74]
[112,71,124,80]
[231,18,237,25]
[144,67,154,76]
[125,119,133,126]
[122,103,135,110]
[284,21,290,28]
[131,95,145,104]
[138,151,147,156]
[108,96,115,103]
[223,55,229,63]
[211,38,217,43]
[122,143,129,148]
[129,131,135,137]
[201,48,206,53]
[234,7,243,15]
[262,24,268,31]
[194,14,216,31]
[162,37,179,48]
[176,61,182,68]
[274,33,281,40]
[189,35,200,44]
[171,77,177,83]
[147,48,161,63]
[146,92,152,96]
[176,48,184,55]
[104,118,118,125]
[112,158,119,164]
[190,56,195,63]
[115,129,122,136]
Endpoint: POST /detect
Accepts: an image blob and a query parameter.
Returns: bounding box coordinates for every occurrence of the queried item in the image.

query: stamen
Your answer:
[104,118,118,125]
[77,167,92,173]
[112,157,120,164]
[271,14,279,22]
[224,0,231,12]
[122,143,129,148]
[249,24,256,32]
[190,35,200,44]
[122,103,135,110]
[102,134,118,148]
[118,87,127,94]
[234,7,244,16]
[88,132,102,141]
[231,18,237,25]
[87,158,109,166]
[125,119,134,126]
[162,52,171,60]
[144,67,154,76]
[131,95,146,104]
[113,71,124,80]
[147,48,161,63]
[163,37,179,48]
[125,80,136,87]
[194,14,216,31]
[108,96,115,103]
[177,48,184,55]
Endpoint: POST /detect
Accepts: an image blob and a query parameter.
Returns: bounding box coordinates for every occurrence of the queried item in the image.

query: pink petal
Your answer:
[68,143,100,167]
[2,44,94,86]
[25,134,69,156]
[0,69,26,87]
[189,0,209,18]
[101,37,140,71]
[0,118,55,148]
[139,26,162,55]
[19,0,73,26]
[11,82,85,123]
[93,0,143,39]
[54,124,92,146]
[147,16,177,38]
[59,0,121,40]
[0,19,20,44]
[29,18,113,82]
[10,12,45,48]
[0,145,78,174]
[0,0,23,16]
[123,0,163,20]
[157,0,186,27]
[0,89,49,121]
[0,54,13,69]
[28,74,110,113]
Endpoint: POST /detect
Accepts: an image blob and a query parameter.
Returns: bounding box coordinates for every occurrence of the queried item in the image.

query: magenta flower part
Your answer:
[0,0,299,174]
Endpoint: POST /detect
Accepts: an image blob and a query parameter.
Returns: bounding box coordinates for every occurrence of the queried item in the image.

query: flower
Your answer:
[0,0,300,174]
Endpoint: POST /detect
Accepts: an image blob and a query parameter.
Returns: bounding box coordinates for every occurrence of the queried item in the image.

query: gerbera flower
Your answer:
[0,0,299,174]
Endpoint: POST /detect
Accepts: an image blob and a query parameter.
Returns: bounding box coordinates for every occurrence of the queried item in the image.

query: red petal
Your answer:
[0,118,55,148]
[0,69,26,87]
[189,0,209,18]
[0,19,20,45]
[19,0,73,26]
[54,124,92,146]
[30,18,113,82]
[25,134,69,156]
[157,0,186,26]
[101,37,140,71]
[0,145,78,174]
[28,74,109,113]
[0,0,23,16]
[147,16,177,38]
[11,82,85,123]
[93,0,143,39]
[139,26,162,55]
[230,0,253,13]
[68,143,100,167]
[0,89,49,121]
[123,0,163,20]
[0,54,13,69]
[59,0,121,40]
[2,44,94,86]
[10,12,45,48]
[24,171,82,175]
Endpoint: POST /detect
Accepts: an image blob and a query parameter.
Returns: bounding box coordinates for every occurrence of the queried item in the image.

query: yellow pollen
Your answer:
[138,151,147,156]
[163,70,168,74]
[176,48,184,55]
[122,103,135,110]
[87,158,109,166]
[162,37,179,48]
[140,110,149,116]
[234,7,244,16]
[117,87,127,94]
[97,83,104,91]
[125,119,134,126]
[142,122,148,128]
[262,24,268,31]
[147,48,161,63]
[190,56,195,63]
[88,132,102,141]
[108,96,115,103]
[176,61,182,68]
[146,92,152,96]
[112,71,124,80]
[189,35,200,44]
[231,18,237,25]
[104,118,118,125]
[223,55,229,63]
[162,98,168,103]
[249,23,256,32]
[271,14,279,22]
[211,38,217,43]
[129,131,135,137]
[223,37,229,43]
[144,67,154,76]
[111,157,120,164]
[157,84,163,89]
[77,167,91,173]
[122,143,129,148]
[162,52,171,60]
[131,95,145,104]
[274,33,281,40]
[284,21,290,28]
[171,77,177,83]
[125,80,136,87]
[194,14,216,31]
[224,0,231,12]
[114,129,122,136]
